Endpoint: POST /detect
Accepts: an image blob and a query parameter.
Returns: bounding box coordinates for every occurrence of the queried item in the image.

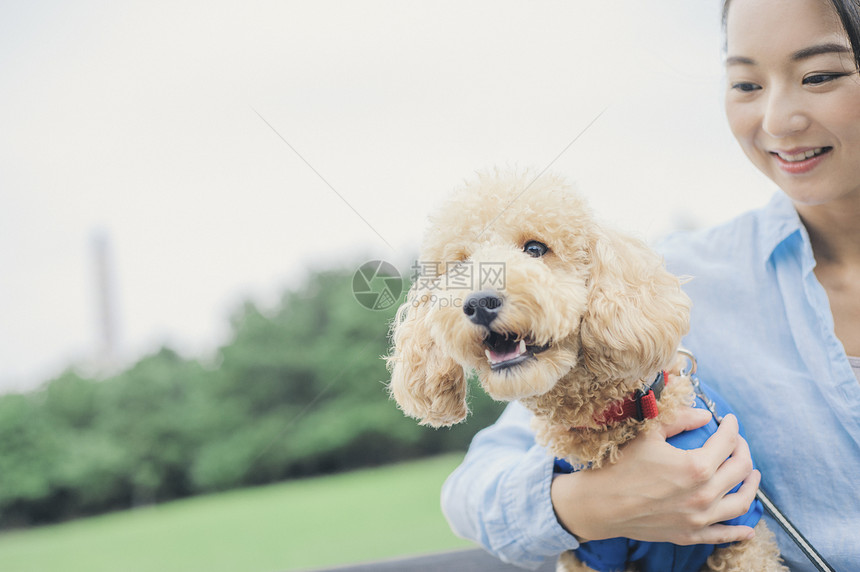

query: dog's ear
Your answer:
[579,229,691,381]
[386,288,468,427]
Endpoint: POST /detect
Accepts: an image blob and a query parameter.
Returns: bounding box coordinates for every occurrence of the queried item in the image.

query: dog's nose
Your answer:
[463,290,503,328]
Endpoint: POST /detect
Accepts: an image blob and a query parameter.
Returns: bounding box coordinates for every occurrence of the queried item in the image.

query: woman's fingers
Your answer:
[682,413,759,527]
[698,414,741,470]
[715,428,755,495]
[676,523,757,546]
[660,406,713,439]
[710,468,761,523]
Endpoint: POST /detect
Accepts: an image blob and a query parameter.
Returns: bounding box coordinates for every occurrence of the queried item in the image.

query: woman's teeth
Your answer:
[776,148,827,162]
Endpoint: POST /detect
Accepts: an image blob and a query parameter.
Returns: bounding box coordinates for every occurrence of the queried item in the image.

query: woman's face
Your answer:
[724,0,860,209]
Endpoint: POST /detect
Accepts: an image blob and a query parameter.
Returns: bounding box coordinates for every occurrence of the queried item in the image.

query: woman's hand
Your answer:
[550,407,759,545]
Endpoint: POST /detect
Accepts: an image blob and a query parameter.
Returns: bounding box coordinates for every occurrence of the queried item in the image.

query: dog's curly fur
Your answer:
[387,170,785,571]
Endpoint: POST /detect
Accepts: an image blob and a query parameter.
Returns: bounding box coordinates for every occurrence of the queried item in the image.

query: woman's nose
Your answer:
[761,88,810,137]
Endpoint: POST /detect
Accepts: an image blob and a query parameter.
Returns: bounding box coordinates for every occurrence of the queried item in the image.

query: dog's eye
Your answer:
[523,240,548,258]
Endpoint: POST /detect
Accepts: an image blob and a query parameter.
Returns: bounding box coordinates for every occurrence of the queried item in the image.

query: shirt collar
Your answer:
[758,192,812,269]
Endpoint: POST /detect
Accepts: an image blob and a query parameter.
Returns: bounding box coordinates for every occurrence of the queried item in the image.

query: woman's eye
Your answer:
[730,82,761,93]
[523,240,548,258]
[803,73,845,86]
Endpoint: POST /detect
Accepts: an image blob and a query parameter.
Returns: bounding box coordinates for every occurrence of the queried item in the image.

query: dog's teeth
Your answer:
[518,339,526,354]
[485,349,494,363]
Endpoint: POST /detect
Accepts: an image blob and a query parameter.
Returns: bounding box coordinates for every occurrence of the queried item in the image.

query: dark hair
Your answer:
[722,0,860,71]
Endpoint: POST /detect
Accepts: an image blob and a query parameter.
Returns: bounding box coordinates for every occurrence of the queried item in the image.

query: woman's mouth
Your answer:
[770,146,832,174]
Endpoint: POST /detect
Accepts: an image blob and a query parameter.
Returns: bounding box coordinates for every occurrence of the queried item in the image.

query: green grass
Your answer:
[0,454,473,572]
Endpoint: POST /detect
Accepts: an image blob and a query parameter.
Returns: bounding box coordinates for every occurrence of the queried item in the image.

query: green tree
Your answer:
[0,260,506,526]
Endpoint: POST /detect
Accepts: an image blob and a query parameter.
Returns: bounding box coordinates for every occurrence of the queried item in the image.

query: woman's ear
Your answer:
[579,229,691,382]
[386,287,468,427]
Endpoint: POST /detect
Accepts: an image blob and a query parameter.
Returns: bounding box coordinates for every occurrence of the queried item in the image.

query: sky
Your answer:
[0,0,777,393]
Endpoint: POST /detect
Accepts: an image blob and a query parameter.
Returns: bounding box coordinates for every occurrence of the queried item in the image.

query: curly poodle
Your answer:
[387,170,785,571]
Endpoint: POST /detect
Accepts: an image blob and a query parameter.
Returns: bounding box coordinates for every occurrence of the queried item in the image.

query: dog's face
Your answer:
[388,171,690,427]
[414,175,592,402]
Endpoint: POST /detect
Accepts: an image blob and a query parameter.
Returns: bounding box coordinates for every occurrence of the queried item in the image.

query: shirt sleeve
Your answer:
[440,402,581,569]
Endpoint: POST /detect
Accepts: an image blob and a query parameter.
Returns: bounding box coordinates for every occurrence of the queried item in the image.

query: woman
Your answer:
[440,1,860,570]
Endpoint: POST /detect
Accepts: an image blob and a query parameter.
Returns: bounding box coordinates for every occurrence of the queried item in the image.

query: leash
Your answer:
[677,349,836,572]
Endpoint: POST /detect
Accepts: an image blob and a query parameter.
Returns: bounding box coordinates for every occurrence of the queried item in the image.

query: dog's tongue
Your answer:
[485,340,526,365]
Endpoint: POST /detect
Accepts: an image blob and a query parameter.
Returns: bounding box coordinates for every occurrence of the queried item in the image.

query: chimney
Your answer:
[92,229,120,372]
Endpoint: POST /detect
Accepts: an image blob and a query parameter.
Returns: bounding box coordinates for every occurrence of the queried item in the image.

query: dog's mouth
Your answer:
[483,331,551,371]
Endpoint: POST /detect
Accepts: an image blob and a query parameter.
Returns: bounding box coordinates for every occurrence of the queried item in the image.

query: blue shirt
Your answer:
[440,193,860,572]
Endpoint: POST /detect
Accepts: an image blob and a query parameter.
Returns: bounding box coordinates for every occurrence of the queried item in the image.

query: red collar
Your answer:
[590,371,667,426]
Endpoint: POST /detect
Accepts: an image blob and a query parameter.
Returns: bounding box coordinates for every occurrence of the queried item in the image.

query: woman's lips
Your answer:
[771,146,832,175]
